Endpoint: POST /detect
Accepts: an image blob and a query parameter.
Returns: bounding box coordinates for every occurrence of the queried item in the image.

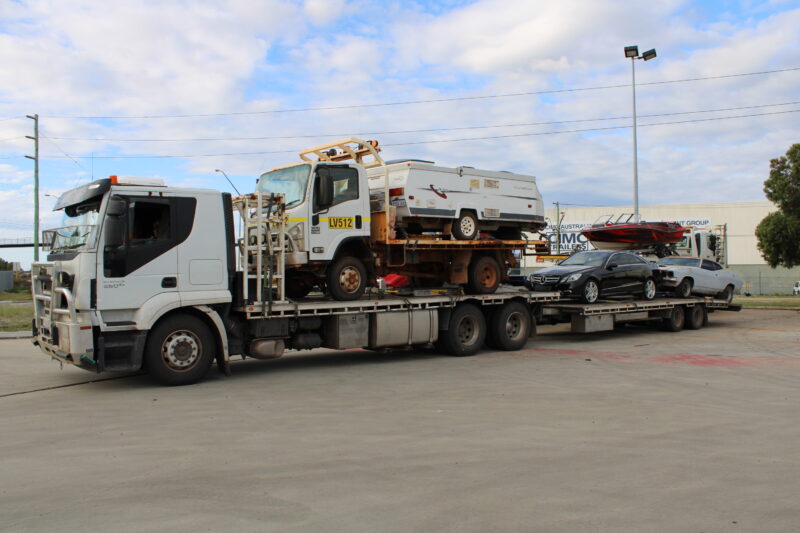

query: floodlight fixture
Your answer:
[642,48,657,61]
[624,45,639,58]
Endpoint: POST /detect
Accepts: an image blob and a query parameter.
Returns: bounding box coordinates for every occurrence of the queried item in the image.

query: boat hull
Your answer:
[581,222,685,250]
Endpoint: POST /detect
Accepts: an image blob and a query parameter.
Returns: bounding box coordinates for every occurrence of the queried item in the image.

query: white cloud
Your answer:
[303,0,346,25]
[0,0,797,234]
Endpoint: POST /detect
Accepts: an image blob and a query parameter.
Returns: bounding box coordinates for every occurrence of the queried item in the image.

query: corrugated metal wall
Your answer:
[0,271,13,292]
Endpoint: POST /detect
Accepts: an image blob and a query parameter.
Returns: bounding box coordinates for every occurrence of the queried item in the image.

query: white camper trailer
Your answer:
[367,161,546,240]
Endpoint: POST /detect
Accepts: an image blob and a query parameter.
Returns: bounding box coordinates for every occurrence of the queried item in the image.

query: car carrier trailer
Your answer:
[31,176,738,386]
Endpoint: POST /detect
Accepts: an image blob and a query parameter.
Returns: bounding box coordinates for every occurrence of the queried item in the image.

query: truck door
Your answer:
[308,165,369,261]
[96,194,195,319]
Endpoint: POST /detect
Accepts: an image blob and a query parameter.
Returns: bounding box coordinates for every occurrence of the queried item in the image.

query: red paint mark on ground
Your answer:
[502,347,798,369]
[650,353,751,367]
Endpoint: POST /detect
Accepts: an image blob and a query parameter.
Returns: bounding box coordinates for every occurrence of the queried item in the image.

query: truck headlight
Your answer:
[563,272,582,283]
[287,223,304,252]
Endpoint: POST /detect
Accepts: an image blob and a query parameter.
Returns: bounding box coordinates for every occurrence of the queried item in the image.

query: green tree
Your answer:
[756,143,800,268]
[0,257,11,271]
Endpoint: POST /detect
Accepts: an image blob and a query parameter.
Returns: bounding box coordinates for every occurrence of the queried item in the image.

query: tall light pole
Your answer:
[215,169,241,195]
[624,46,656,223]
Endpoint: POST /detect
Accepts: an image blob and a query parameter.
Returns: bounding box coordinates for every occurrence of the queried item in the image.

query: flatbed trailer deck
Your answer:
[542,296,740,333]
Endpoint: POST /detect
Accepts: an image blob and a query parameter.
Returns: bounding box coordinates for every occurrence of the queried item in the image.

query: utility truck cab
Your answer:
[256,158,373,300]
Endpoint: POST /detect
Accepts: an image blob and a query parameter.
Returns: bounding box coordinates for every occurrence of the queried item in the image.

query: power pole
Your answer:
[25,114,40,261]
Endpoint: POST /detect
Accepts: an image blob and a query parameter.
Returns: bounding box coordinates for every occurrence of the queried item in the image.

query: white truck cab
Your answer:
[33,176,234,374]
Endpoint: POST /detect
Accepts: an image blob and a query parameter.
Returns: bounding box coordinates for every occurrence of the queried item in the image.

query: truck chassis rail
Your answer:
[546,296,740,316]
[238,289,561,318]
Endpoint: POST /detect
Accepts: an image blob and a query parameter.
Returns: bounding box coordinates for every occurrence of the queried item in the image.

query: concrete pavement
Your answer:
[1,308,799,532]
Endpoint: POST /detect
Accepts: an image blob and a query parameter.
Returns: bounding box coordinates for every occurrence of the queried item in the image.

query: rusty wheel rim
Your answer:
[338,266,362,294]
[479,264,497,288]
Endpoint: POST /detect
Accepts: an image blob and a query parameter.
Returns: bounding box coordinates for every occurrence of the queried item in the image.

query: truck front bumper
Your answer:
[33,312,98,371]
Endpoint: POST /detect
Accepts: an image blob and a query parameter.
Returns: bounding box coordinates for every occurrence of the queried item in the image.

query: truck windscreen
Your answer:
[47,202,100,251]
[257,164,311,208]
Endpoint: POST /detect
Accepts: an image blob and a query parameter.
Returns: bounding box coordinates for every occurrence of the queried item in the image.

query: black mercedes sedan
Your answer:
[525,250,658,303]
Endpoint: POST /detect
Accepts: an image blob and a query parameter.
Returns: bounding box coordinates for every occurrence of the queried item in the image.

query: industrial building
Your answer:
[532,201,800,295]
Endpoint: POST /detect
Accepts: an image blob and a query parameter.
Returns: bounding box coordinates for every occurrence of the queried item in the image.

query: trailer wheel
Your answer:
[467,255,501,294]
[661,305,685,332]
[676,278,693,298]
[685,305,706,330]
[582,279,600,304]
[717,284,734,303]
[145,314,215,386]
[436,304,486,356]
[642,277,657,300]
[327,255,367,301]
[486,301,531,351]
[452,211,479,240]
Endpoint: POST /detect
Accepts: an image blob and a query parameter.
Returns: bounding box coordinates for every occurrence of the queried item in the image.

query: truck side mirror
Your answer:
[315,169,333,210]
[104,216,125,248]
[104,196,127,248]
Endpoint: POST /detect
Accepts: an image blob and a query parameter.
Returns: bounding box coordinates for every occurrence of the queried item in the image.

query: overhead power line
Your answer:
[38,67,800,120]
[39,100,800,142]
[22,107,800,160]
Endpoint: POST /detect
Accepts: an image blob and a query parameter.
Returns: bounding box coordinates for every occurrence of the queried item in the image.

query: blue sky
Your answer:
[1,0,799,267]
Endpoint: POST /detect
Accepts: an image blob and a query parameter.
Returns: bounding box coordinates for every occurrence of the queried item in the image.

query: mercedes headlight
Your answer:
[563,272,583,283]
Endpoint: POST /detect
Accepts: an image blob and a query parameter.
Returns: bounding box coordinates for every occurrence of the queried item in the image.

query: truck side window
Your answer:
[329,167,358,207]
[130,201,170,242]
[104,197,196,278]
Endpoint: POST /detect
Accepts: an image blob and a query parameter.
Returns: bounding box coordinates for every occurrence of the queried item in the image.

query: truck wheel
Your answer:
[685,305,706,330]
[145,314,215,386]
[436,304,486,356]
[642,277,657,300]
[717,285,734,303]
[661,305,685,332]
[452,211,478,240]
[327,255,367,301]
[582,279,600,304]
[467,256,501,294]
[676,278,692,298]
[486,301,531,351]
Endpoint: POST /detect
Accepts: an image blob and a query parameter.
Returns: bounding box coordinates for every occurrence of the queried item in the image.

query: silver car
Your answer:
[657,257,742,302]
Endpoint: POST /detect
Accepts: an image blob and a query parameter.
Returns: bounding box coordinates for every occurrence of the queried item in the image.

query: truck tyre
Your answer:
[661,305,685,332]
[676,278,693,298]
[145,314,215,386]
[327,255,367,301]
[717,284,734,303]
[452,211,479,240]
[685,305,706,330]
[467,255,501,294]
[582,279,600,304]
[436,304,486,356]
[642,277,657,300]
[486,301,531,351]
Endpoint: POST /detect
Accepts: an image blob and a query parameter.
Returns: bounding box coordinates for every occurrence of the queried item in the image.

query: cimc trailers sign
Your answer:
[542,217,712,253]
